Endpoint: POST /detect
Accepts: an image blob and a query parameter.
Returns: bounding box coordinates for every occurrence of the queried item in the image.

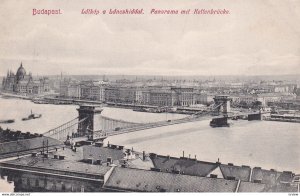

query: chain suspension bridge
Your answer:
[43,107,210,142]
[43,95,265,142]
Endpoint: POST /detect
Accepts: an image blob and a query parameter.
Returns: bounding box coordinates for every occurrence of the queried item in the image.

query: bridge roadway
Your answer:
[101,109,269,137]
[98,114,213,137]
[44,104,264,141]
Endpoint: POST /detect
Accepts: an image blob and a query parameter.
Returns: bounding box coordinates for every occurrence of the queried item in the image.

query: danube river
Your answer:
[0,97,186,133]
[0,96,300,191]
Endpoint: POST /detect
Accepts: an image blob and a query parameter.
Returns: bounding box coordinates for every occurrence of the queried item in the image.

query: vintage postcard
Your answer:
[0,0,299,193]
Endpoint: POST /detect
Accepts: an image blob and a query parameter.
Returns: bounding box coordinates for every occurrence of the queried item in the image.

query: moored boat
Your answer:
[133,108,147,112]
[210,117,230,128]
[22,110,42,121]
[0,119,15,124]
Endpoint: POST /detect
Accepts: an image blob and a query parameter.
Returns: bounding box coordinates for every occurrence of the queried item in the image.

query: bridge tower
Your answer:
[213,95,232,115]
[77,105,103,136]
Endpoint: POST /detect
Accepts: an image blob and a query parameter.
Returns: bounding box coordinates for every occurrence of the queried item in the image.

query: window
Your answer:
[62,183,66,191]
[35,179,39,187]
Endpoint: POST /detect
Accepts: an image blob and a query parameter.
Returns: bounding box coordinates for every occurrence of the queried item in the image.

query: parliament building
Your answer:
[2,63,50,95]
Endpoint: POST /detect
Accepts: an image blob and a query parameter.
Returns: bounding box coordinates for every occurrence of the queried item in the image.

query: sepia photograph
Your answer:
[0,0,299,193]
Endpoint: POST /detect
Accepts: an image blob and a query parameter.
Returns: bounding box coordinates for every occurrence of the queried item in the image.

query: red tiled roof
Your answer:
[220,164,251,181]
[265,184,298,192]
[104,167,238,192]
[150,155,218,177]
[251,168,282,186]
[82,146,125,162]
[238,181,266,192]
[2,156,111,176]
[0,137,62,155]
[277,171,295,183]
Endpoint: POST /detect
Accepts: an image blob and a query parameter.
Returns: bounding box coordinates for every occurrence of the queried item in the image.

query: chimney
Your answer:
[172,170,180,174]
[87,158,93,164]
[254,179,262,183]
[182,151,185,158]
[242,165,250,168]
[167,155,170,160]
[107,157,113,164]
[95,142,103,147]
[149,153,157,158]
[283,171,292,174]
[120,160,127,168]
[189,154,191,159]
[96,160,102,165]
[150,168,161,172]
[195,155,197,160]
[143,151,146,161]
[227,176,236,180]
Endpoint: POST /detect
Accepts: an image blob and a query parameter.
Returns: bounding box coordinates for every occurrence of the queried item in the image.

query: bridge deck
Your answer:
[43,103,267,141]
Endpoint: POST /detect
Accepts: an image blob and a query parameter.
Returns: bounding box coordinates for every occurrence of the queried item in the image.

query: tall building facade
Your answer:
[2,63,50,95]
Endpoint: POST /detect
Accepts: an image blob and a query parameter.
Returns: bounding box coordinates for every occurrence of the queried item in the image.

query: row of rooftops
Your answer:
[2,154,297,192]
[103,167,298,192]
[0,141,299,192]
[148,153,297,186]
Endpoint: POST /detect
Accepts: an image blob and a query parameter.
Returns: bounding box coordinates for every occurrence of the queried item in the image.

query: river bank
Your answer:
[0,91,208,115]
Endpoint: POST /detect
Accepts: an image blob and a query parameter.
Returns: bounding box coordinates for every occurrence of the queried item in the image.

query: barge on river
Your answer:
[0,119,15,124]
[210,117,230,128]
[22,110,42,121]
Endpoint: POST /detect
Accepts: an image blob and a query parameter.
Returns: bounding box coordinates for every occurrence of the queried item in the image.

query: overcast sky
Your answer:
[0,0,299,76]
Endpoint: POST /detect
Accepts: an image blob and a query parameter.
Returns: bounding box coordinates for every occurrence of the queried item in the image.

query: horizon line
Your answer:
[1,73,300,78]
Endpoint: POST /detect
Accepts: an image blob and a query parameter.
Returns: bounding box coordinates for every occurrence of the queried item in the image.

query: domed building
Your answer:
[2,63,50,95]
[16,63,27,82]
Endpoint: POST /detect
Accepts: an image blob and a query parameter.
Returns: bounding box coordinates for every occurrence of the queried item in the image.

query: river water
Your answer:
[0,96,299,192]
[0,97,185,133]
